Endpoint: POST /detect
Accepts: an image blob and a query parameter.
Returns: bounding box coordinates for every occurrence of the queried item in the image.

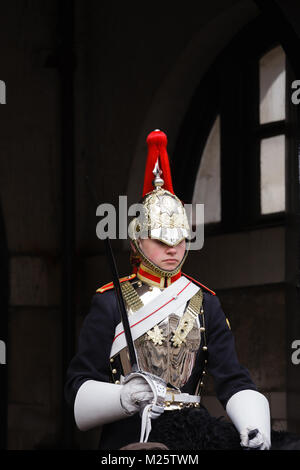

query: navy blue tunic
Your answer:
[65,277,256,449]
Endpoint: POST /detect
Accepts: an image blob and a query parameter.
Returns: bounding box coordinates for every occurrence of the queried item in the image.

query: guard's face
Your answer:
[138,238,186,271]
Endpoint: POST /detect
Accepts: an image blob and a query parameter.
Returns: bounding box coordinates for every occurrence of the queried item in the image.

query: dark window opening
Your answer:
[173,17,288,235]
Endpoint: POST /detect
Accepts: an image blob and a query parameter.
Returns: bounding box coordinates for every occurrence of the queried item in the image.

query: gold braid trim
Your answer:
[171,289,203,348]
[120,281,144,313]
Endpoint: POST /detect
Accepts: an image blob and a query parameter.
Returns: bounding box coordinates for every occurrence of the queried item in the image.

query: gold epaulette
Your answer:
[182,273,216,296]
[96,273,136,294]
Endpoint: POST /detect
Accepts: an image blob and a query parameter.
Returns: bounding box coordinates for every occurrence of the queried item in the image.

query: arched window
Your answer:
[259,45,286,214]
[191,45,286,225]
[173,19,288,233]
[192,115,221,224]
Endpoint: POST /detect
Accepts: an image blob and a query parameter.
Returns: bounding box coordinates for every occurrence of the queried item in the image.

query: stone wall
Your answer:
[0,0,296,449]
[0,1,62,449]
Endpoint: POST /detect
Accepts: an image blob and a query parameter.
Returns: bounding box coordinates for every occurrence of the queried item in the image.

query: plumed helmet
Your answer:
[128,130,191,276]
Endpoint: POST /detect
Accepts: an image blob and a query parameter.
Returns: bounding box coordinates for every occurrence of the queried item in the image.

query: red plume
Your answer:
[142,130,175,197]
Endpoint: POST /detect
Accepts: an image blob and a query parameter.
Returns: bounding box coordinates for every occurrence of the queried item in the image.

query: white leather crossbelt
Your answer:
[110,276,199,358]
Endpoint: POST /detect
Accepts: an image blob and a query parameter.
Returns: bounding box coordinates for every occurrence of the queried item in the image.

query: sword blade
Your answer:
[104,237,139,371]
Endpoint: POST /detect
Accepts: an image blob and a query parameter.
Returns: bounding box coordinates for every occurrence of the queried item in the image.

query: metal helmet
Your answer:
[128,130,191,277]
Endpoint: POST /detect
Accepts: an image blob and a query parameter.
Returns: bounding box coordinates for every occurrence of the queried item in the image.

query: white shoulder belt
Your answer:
[110,276,199,358]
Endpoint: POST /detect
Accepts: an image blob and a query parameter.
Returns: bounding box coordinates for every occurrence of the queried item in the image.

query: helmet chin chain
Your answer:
[131,238,190,278]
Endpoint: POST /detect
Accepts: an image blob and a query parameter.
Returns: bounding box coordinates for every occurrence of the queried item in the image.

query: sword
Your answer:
[104,237,139,372]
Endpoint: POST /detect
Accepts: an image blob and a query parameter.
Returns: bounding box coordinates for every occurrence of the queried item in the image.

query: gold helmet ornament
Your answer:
[128,130,191,278]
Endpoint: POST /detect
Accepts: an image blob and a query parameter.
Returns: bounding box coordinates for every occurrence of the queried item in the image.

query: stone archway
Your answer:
[126,1,259,206]
[124,0,300,434]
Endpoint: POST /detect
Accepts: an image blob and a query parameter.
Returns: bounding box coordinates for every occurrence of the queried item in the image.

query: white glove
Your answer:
[73,376,164,433]
[226,389,271,450]
[120,371,166,443]
[240,427,270,450]
[120,375,155,415]
[74,380,129,431]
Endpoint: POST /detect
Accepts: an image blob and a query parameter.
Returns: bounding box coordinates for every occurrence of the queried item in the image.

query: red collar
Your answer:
[137,263,181,288]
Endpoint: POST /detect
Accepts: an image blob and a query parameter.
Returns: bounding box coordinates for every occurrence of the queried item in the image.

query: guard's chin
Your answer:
[160,263,180,271]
